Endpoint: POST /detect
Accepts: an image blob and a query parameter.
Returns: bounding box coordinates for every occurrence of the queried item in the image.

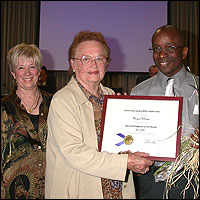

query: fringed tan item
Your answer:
[164,130,199,199]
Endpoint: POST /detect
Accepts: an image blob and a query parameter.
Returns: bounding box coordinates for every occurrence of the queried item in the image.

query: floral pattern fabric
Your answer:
[1,90,52,199]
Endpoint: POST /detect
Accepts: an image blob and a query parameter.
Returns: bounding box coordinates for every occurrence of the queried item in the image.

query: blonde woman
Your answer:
[1,43,52,199]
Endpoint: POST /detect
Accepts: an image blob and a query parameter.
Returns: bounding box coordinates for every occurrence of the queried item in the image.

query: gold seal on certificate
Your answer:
[124,135,133,145]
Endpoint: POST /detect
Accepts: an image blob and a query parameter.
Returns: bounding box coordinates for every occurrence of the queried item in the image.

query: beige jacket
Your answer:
[45,76,136,199]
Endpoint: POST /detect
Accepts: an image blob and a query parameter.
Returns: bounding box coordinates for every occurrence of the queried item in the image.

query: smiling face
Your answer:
[152,29,188,77]
[70,40,107,88]
[11,57,40,91]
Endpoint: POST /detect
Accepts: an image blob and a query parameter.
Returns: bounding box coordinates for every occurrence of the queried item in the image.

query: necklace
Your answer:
[27,93,41,113]
[17,91,41,113]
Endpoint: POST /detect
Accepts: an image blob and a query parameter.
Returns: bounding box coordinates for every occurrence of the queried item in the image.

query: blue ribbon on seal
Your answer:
[115,133,125,146]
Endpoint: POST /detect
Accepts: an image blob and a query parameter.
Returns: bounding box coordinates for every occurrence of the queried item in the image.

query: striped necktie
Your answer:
[165,78,175,96]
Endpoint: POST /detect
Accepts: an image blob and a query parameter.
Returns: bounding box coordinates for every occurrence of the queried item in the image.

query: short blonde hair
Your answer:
[7,43,43,72]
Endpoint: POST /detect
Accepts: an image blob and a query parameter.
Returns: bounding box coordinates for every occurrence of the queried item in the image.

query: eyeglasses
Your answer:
[148,46,184,54]
[72,55,107,66]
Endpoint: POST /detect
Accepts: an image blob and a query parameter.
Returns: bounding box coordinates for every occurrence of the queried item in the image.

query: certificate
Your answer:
[99,95,183,161]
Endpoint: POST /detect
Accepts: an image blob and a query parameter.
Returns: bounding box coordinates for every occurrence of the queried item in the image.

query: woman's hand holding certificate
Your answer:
[120,150,154,174]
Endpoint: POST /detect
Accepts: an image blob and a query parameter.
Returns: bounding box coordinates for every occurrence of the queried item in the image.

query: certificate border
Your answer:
[99,95,183,162]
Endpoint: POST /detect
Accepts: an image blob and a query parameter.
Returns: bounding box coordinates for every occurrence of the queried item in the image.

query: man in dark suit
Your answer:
[136,65,158,85]
[38,66,57,94]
